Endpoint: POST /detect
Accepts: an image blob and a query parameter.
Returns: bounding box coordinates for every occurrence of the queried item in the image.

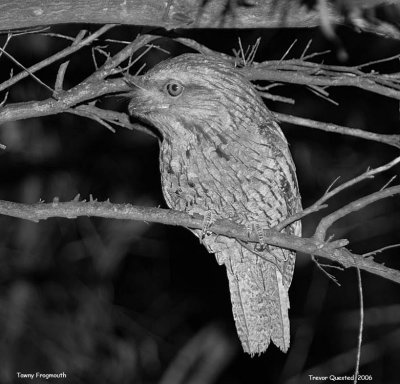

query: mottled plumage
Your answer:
[128,53,301,355]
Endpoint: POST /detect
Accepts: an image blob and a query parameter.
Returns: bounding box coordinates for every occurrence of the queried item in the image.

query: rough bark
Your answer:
[0,0,398,39]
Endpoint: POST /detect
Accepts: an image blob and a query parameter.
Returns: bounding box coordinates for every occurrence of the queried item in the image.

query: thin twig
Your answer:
[300,39,312,59]
[111,44,154,76]
[273,112,400,149]
[363,243,400,258]
[357,53,400,69]
[71,104,158,138]
[312,256,341,286]
[0,24,116,93]
[55,30,87,92]
[246,38,261,65]
[0,33,12,59]
[302,50,331,61]
[259,92,295,104]
[380,175,397,191]
[353,267,364,384]
[306,85,339,105]
[174,37,233,61]
[280,39,297,62]
[87,34,156,81]
[0,46,55,94]
[255,83,284,91]
[67,107,116,133]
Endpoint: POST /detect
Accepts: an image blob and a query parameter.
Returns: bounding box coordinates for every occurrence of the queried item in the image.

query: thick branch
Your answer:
[0,0,399,40]
[0,0,313,30]
[0,198,398,284]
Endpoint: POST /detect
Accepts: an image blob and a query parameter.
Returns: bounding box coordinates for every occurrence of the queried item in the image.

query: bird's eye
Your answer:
[165,81,184,97]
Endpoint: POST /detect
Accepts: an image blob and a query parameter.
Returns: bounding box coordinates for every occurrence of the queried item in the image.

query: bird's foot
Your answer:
[200,211,215,242]
[253,223,267,252]
[241,222,268,251]
[248,224,289,262]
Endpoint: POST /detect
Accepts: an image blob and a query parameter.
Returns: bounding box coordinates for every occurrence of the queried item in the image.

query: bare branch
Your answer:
[86,34,157,81]
[170,39,400,150]
[274,107,400,149]
[312,256,342,286]
[275,156,400,231]
[0,45,56,94]
[0,35,397,154]
[67,105,116,133]
[175,37,400,103]
[259,93,295,105]
[0,32,12,59]
[353,268,364,384]
[174,37,233,60]
[363,243,400,258]
[54,29,87,92]
[0,0,398,40]
[0,34,158,126]
[245,60,400,101]
[0,24,115,93]
[71,104,158,138]
[314,185,400,242]
[280,39,298,62]
[0,198,398,284]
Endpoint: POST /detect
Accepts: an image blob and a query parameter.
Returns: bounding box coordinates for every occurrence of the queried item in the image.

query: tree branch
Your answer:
[314,185,400,242]
[1,35,399,151]
[0,0,399,40]
[0,24,115,93]
[177,37,400,104]
[245,59,400,101]
[0,34,398,288]
[275,156,400,231]
[0,34,158,128]
[273,112,400,149]
[0,196,398,284]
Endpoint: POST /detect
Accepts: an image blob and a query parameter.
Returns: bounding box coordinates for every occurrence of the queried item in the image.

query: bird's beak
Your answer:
[124,75,146,91]
[127,77,170,117]
[126,77,153,116]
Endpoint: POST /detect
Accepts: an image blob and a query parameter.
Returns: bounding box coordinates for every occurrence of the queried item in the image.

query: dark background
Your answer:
[0,24,399,383]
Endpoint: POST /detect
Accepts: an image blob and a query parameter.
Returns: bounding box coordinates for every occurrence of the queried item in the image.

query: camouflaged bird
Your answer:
[127,53,302,355]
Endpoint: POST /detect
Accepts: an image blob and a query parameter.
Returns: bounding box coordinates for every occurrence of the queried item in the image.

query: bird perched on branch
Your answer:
[127,53,301,355]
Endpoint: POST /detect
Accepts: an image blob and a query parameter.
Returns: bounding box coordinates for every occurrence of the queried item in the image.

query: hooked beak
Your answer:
[127,76,170,117]
[126,76,154,116]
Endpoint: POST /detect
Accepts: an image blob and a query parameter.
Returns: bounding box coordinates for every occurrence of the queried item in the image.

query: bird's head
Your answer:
[127,53,269,144]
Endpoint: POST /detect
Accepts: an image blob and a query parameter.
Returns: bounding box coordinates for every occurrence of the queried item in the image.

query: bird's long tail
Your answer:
[213,239,292,355]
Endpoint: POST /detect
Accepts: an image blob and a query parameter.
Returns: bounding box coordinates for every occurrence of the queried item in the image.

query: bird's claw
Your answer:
[200,211,214,242]
[253,223,267,252]
[245,223,253,239]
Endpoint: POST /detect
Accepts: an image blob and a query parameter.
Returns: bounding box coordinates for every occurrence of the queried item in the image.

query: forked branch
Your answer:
[0,33,399,149]
[0,30,399,287]
[0,194,398,284]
